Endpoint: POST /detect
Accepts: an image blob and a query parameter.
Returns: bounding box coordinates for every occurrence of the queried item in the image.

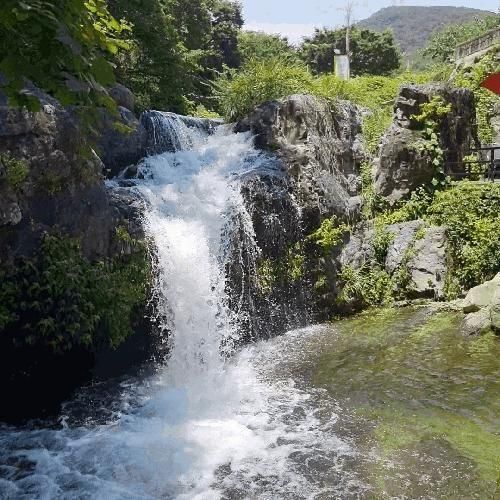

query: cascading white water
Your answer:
[0,115,363,499]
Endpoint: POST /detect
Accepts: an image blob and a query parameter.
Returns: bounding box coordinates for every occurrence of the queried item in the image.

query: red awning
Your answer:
[480,73,500,95]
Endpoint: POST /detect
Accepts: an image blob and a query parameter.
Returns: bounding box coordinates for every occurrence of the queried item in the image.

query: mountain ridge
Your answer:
[358,6,495,56]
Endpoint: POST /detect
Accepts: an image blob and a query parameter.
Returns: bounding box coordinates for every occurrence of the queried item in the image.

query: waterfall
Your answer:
[0,114,357,499]
[136,114,258,385]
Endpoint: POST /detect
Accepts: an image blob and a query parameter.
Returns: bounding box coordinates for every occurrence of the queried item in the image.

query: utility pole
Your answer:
[344,0,355,57]
[334,1,356,80]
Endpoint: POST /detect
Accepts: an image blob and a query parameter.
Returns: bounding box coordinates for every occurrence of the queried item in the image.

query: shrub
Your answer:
[307,216,350,255]
[215,57,314,121]
[428,182,500,291]
[337,265,394,308]
[1,154,29,192]
[0,234,150,353]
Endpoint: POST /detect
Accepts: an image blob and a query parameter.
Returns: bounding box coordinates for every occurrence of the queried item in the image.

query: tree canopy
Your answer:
[300,27,402,76]
[0,0,130,111]
[421,15,499,63]
[238,31,298,65]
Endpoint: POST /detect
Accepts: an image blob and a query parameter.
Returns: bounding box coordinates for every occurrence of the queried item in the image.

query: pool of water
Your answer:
[0,306,498,498]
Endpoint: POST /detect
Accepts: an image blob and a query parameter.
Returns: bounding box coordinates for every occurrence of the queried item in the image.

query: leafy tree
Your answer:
[109,0,243,112]
[238,31,298,65]
[299,27,401,76]
[0,0,130,111]
[208,0,244,71]
[109,0,199,112]
[421,15,499,63]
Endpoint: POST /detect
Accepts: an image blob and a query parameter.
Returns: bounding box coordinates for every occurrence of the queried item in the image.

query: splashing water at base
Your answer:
[0,117,361,499]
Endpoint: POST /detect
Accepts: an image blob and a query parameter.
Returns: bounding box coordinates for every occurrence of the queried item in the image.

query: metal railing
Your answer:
[445,145,500,181]
[455,26,500,61]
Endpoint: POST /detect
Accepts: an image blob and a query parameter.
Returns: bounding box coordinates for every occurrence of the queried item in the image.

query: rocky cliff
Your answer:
[374,84,477,204]
[0,84,152,421]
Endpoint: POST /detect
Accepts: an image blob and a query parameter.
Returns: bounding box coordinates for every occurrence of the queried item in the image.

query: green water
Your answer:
[311,307,500,498]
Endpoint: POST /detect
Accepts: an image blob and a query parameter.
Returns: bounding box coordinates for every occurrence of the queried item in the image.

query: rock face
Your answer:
[0,84,151,421]
[461,273,500,335]
[407,226,447,299]
[385,220,424,273]
[0,85,142,262]
[374,84,477,204]
[237,94,365,231]
[339,221,447,303]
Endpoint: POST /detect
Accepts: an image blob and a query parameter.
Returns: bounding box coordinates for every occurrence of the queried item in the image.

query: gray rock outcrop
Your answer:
[237,94,366,231]
[407,226,447,299]
[0,84,146,262]
[461,273,500,335]
[374,84,478,204]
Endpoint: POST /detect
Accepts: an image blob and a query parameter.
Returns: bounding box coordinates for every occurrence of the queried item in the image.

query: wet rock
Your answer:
[461,307,492,336]
[0,192,22,226]
[0,84,147,262]
[110,83,135,112]
[407,226,447,299]
[237,94,366,230]
[374,84,477,204]
[462,273,500,313]
[97,106,148,178]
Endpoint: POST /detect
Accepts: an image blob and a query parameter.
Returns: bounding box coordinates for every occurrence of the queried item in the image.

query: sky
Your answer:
[242,0,499,43]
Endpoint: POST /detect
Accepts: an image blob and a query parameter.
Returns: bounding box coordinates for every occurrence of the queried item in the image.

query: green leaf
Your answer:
[90,56,115,86]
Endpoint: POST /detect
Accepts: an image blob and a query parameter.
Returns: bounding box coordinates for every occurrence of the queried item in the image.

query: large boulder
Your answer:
[236,94,366,231]
[407,226,448,299]
[462,273,500,313]
[339,223,375,269]
[385,220,424,273]
[374,84,477,204]
[460,273,500,335]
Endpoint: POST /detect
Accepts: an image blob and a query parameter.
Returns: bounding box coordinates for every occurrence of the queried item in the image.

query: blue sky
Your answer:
[242,0,499,43]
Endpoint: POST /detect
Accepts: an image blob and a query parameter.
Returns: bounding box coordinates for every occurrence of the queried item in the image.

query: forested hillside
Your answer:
[358,6,494,56]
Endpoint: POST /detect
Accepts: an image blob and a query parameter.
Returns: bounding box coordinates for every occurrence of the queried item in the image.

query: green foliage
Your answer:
[0,0,130,110]
[412,95,452,125]
[377,187,433,225]
[216,57,314,121]
[411,96,451,190]
[307,216,350,255]
[256,243,305,295]
[312,72,435,154]
[428,182,500,292]
[193,104,222,119]
[1,154,29,192]
[362,108,393,155]
[108,0,243,113]
[373,223,394,265]
[421,15,499,63]
[453,53,499,144]
[300,27,402,76]
[337,265,394,308]
[0,234,150,353]
[238,31,298,65]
